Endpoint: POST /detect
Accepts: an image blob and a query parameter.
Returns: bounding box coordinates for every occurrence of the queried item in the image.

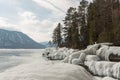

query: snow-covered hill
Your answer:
[0,29,45,49]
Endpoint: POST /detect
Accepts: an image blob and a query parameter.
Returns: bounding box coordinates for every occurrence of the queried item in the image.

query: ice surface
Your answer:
[0,49,96,80]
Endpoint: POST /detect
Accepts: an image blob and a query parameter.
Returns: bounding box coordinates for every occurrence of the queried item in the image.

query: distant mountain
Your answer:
[40,41,57,48]
[0,29,45,49]
[40,42,49,47]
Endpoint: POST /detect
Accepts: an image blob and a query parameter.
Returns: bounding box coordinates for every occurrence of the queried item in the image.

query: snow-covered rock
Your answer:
[68,51,83,63]
[71,53,86,65]
[112,62,120,79]
[43,44,120,79]
[85,55,100,61]
[96,45,109,60]
[97,46,120,61]
[43,47,77,60]
[84,44,101,55]
[63,44,101,64]
[85,61,119,78]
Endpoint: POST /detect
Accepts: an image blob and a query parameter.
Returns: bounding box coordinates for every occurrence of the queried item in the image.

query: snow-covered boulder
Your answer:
[112,62,120,79]
[63,44,101,64]
[85,61,116,77]
[85,55,100,61]
[96,45,109,60]
[84,44,101,55]
[97,46,120,61]
[107,47,120,61]
[72,52,86,65]
[62,51,81,63]
[43,47,77,60]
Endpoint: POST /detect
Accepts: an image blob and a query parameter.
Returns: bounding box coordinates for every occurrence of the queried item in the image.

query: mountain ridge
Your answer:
[0,29,45,49]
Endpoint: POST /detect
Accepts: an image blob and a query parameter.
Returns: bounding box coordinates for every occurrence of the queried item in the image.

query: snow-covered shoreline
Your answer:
[0,44,119,80]
[43,43,120,80]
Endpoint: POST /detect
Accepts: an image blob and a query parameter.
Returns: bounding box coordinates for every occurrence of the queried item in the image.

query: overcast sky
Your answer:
[0,0,80,42]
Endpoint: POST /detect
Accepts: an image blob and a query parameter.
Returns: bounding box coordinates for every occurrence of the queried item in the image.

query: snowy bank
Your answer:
[43,47,77,60]
[0,60,95,80]
[42,43,120,79]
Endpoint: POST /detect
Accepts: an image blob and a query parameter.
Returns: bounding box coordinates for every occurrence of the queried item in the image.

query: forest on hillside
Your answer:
[52,0,120,49]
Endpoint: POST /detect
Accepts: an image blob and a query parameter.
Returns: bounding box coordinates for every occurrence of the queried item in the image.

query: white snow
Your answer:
[95,77,117,80]
[0,58,95,80]
[85,55,100,61]
[0,49,97,80]
[84,61,120,78]
[43,47,77,60]
[96,45,109,60]
[102,77,118,80]
[0,43,119,80]
[112,62,120,79]
[72,53,86,65]
[97,46,120,61]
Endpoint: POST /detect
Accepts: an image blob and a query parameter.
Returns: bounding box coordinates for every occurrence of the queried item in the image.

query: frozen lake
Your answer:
[0,49,44,72]
[0,49,96,80]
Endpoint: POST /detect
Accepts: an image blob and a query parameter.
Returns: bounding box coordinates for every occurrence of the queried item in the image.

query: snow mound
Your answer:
[84,44,101,55]
[85,55,100,61]
[97,46,120,61]
[63,44,101,64]
[0,61,95,80]
[43,47,77,60]
[72,53,86,65]
[112,62,120,79]
[96,45,109,60]
[85,61,119,78]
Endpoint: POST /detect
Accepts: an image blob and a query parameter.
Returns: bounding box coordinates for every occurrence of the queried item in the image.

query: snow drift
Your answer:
[42,43,120,79]
[0,61,95,80]
[85,61,120,79]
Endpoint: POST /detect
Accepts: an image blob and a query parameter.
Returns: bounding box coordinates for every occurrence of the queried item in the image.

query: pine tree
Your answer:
[52,23,62,47]
[79,0,89,48]
[63,7,76,48]
[87,2,96,44]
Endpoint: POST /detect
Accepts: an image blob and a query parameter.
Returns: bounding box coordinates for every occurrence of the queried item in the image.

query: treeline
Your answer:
[52,0,120,49]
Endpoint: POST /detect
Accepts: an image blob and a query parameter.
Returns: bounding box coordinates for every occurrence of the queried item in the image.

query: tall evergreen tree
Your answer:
[87,2,96,44]
[63,7,77,48]
[79,0,89,48]
[52,23,62,47]
[97,0,113,43]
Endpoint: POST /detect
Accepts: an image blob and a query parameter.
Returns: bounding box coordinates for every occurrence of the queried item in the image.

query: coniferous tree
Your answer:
[52,23,62,47]
[63,7,77,48]
[87,2,96,44]
[52,0,120,49]
[79,0,89,48]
